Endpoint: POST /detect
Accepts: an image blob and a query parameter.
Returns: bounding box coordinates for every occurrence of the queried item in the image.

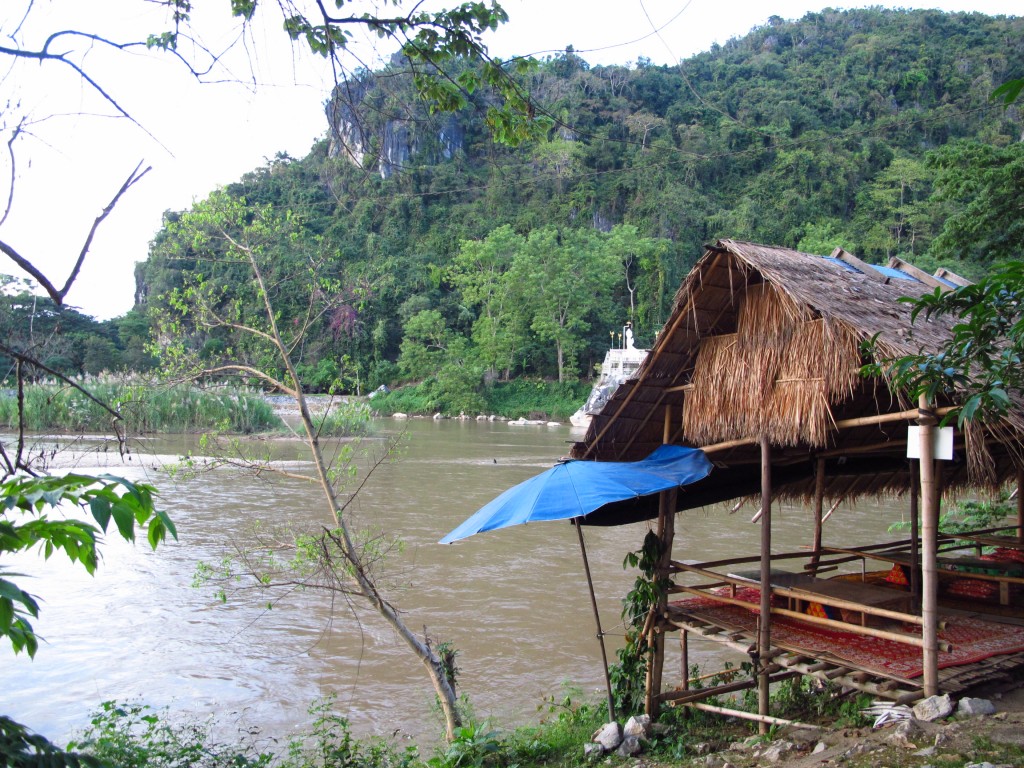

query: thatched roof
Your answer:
[573,240,1024,522]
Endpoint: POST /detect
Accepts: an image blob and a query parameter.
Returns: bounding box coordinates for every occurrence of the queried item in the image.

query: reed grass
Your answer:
[314,400,373,437]
[0,378,281,434]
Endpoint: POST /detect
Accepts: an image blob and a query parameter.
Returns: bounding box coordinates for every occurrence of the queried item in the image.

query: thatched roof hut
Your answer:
[573,239,1024,521]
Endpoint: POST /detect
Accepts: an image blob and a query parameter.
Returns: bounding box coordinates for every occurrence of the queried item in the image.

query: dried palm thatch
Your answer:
[684,283,862,447]
[574,239,1024,515]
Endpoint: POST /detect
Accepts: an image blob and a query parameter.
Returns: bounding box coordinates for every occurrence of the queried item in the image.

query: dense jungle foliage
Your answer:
[8,8,1022,404]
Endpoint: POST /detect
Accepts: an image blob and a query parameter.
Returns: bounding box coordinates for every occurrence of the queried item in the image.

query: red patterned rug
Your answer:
[673,588,1024,681]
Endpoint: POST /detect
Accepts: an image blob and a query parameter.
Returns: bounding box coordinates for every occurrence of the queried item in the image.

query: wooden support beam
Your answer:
[889,256,954,291]
[700,406,956,454]
[832,247,889,283]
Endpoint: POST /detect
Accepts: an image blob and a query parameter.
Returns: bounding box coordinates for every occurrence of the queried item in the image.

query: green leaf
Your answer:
[89,497,112,532]
[110,502,137,542]
[992,78,1024,106]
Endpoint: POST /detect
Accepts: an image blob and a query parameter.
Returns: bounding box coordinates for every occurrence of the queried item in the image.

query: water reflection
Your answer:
[1,421,909,746]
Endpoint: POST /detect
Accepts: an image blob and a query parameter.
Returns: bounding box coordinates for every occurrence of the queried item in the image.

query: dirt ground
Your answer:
[679,683,1024,768]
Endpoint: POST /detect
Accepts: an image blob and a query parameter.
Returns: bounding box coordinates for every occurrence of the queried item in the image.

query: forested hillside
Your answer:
[134,7,1022,400]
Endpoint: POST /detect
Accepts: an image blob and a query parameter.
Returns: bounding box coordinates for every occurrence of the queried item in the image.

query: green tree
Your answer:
[871,261,1024,426]
[510,228,619,382]
[398,308,454,381]
[853,156,934,260]
[925,141,1024,265]
[448,225,527,380]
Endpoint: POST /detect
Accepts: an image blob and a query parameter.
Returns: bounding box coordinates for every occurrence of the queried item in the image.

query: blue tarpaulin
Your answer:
[440,444,713,544]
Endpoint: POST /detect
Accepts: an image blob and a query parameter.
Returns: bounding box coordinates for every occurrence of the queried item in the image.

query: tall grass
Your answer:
[313,399,373,437]
[0,378,281,434]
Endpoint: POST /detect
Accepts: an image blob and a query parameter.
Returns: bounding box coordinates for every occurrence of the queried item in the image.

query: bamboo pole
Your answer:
[1018,469,1024,544]
[670,583,943,644]
[918,395,939,696]
[574,520,616,722]
[758,436,772,733]
[680,631,689,691]
[660,667,792,704]
[910,462,920,601]
[685,701,818,729]
[810,458,825,575]
[700,406,957,454]
[646,486,677,716]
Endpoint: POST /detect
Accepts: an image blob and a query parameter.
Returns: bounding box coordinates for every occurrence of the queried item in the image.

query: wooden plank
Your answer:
[832,247,888,283]
[888,256,954,291]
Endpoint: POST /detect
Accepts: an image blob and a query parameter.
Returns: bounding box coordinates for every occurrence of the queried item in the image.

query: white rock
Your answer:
[913,693,954,722]
[615,735,642,757]
[623,714,650,738]
[957,697,996,716]
[759,741,793,763]
[812,742,827,754]
[591,722,622,751]
[392,412,408,419]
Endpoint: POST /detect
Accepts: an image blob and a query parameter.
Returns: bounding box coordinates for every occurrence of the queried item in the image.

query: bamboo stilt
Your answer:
[918,395,939,696]
[680,630,689,691]
[1018,470,1024,544]
[910,462,920,601]
[758,436,772,733]
[810,457,825,574]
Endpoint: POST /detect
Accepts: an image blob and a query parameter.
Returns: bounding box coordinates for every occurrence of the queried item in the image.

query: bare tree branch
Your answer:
[0,162,151,305]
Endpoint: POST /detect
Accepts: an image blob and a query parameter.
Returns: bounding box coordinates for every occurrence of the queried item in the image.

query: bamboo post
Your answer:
[909,462,920,602]
[1018,469,1024,544]
[574,520,616,722]
[758,436,772,733]
[809,457,825,575]
[918,395,939,696]
[646,487,677,717]
[680,630,689,691]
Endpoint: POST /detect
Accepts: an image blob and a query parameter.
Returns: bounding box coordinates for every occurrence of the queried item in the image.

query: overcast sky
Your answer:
[1,0,1019,320]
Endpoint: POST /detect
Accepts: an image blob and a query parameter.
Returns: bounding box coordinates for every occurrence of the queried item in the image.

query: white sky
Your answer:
[1,0,1019,320]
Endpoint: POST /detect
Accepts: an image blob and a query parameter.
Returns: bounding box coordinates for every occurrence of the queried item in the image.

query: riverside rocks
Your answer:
[913,693,955,722]
[587,715,654,757]
[598,692,1014,766]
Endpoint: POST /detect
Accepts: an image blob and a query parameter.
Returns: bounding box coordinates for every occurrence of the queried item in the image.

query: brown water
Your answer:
[1,421,911,746]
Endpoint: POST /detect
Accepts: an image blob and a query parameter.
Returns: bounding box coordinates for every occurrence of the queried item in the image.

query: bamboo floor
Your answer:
[660,599,1024,706]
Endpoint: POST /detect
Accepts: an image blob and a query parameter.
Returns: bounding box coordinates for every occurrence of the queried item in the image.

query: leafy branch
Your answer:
[862,261,1024,426]
[0,474,174,657]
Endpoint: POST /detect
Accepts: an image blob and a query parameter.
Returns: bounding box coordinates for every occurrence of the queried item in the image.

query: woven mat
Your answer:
[673,588,1024,681]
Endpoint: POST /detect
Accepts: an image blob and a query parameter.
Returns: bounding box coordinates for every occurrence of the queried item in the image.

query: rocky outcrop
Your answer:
[325,72,467,179]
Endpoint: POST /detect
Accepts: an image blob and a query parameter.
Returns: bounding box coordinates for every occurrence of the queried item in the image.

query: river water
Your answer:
[2,420,911,747]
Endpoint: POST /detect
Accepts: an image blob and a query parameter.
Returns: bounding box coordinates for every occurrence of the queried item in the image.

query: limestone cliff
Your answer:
[325,73,467,179]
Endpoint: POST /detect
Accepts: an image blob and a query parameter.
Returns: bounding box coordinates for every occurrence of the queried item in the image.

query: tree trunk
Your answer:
[255,252,464,741]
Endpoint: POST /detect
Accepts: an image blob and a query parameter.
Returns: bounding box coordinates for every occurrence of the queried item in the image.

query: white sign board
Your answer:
[906,425,954,460]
